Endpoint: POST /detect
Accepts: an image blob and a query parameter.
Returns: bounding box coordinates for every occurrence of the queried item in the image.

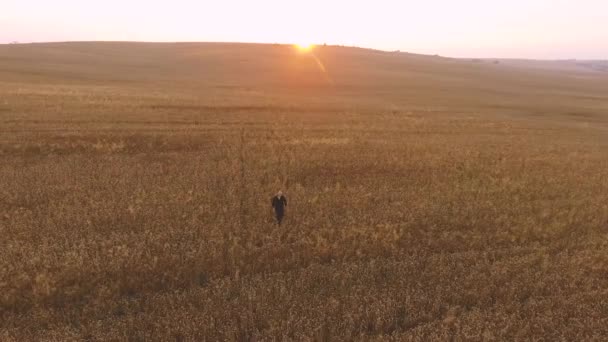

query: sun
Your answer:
[295,43,314,52]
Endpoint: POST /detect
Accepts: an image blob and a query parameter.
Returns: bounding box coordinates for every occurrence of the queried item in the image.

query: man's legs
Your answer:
[276,213,283,226]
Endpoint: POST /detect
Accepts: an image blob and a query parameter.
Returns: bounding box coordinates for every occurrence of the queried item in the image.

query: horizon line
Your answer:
[1,40,606,62]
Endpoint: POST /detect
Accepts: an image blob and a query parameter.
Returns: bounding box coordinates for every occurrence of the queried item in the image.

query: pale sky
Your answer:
[1,0,607,59]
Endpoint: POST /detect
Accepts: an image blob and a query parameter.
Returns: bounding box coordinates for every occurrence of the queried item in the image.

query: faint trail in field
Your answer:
[238,127,246,231]
[268,123,293,190]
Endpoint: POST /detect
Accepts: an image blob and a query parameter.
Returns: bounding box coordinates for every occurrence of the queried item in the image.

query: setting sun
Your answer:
[295,43,314,52]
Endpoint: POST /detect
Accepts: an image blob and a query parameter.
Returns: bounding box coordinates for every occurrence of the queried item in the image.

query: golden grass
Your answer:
[1,42,608,340]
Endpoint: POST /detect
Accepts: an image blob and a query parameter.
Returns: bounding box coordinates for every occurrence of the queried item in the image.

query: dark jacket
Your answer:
[271,195,287,216]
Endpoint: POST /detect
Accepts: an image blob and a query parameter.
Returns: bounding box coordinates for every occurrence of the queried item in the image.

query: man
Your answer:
[271,191,288,226]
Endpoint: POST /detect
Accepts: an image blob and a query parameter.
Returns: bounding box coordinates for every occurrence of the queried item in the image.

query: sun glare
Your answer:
[295,43,314,52]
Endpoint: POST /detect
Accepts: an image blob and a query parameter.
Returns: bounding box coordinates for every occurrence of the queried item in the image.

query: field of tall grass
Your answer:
[1,42,608,340]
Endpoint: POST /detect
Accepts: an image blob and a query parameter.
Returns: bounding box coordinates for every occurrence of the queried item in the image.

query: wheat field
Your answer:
[1,42,608,341]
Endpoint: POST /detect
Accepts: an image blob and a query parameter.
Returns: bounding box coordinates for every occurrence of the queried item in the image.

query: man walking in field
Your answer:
[271,191,288,226]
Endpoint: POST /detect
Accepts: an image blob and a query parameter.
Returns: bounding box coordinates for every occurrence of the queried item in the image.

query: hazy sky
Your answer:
[2,0,607,59]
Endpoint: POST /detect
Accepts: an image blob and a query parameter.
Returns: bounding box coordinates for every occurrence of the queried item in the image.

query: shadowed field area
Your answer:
[1,42,608,340]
